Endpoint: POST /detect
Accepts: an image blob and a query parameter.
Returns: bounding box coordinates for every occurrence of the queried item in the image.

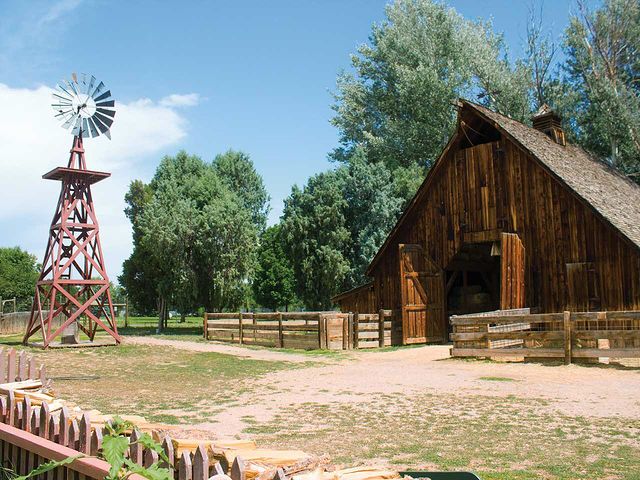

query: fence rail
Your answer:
[450,310,640,363]
[204,310,394,350]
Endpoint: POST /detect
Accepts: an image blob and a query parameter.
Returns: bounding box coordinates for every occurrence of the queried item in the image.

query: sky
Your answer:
[0,0,575,280]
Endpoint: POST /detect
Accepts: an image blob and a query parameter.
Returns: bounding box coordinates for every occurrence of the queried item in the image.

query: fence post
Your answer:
[563,310,572,365]
[239,312,244,345]
[378,309,385,348]
[318,314,327,350]
[342,315,348,350]
[203,313,207,340]
[348,313,354,350]
[125,297,129,328]
[354,313,359,349]
[278,312,283,348]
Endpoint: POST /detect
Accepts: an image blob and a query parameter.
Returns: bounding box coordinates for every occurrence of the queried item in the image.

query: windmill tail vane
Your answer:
[24,73,121,348]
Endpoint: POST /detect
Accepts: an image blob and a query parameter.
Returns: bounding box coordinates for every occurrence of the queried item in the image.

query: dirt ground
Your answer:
[10,333,639,478]
[125,336,640,435]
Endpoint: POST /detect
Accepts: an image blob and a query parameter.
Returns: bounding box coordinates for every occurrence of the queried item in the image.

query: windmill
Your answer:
[23,73,121,348]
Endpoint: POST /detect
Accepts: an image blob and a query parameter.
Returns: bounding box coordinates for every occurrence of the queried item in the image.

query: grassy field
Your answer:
[3,317,640,479]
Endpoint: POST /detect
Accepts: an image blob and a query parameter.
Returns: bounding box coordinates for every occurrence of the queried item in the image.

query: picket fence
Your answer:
[0,349,257,480]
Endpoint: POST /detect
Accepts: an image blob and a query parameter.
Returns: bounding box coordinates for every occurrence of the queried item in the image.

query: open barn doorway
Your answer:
[445,243,501,320]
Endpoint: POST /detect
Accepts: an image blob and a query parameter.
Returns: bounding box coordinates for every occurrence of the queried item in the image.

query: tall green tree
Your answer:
[121,151,263,330]
[119,180,157,315]
[0,247,39,311]
[281,170,351,310]
[561,0,640,174]
[342,149,403,288]
[331,0,530,196]
[213,150,270,232]
[253,225,297,311]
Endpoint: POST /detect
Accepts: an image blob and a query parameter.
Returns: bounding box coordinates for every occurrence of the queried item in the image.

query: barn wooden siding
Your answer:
[332,283,376,314]
[367,136,640,317]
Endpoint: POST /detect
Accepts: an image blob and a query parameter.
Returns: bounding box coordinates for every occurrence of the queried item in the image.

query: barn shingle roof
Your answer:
[366,99,640,274]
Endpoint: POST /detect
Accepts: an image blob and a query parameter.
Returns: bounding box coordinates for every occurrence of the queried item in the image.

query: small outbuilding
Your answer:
[334,100,640,345]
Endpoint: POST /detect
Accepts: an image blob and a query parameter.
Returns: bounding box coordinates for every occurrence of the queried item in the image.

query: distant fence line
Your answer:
[204,310,393,350]
[0,312,65,336]
[450,309,640,363]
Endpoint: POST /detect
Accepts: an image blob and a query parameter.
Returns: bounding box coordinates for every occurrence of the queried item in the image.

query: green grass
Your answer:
[478,376,518,382]
[0,338,296,424]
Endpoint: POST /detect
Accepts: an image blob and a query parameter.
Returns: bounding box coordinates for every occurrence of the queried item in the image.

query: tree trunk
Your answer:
[180,312,186,323]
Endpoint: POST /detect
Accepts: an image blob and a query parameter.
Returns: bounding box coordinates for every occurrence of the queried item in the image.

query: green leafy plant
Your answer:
[11,417,172,480]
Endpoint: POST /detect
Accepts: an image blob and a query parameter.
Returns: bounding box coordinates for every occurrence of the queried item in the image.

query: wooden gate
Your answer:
[500,233,525,309]
[398,244,446,344]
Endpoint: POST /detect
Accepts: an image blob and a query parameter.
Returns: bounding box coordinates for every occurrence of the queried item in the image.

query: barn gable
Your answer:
[367,100,640,275]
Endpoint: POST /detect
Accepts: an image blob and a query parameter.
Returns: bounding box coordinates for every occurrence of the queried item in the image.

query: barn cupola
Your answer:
[532,104,566,146]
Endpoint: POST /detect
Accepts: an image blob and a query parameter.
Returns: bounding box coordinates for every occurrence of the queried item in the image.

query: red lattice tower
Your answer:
[24,73,120,347]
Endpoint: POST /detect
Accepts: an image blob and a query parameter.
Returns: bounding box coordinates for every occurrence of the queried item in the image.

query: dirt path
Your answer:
[124,336,339,363]
[138,338,640,438]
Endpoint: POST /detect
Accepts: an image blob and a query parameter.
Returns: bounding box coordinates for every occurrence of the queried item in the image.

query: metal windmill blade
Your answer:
[51,73,116,140]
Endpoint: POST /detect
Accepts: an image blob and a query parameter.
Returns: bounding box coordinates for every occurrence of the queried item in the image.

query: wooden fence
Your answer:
[450,310,640,364]
[0,347,260,480]
[352,311,392,349]
[204,310,393,350]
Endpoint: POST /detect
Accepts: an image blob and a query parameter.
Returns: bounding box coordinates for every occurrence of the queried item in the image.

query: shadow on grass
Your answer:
[118,325,203,337]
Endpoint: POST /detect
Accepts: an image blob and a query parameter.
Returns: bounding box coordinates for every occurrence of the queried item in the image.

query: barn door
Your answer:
[398,244,446,344]
[500,233,525,309]
[565,262,600,311]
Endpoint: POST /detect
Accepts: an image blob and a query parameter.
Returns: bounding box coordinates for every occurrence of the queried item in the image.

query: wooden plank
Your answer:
[353,313,359,348]
[356,332,381,340]
[378,309,385,347]
[178,452,192,480]
[0,348,6,384]
[203,314,207,340]
[450,331,563,341]
[7,349,16,383]
[450,313,563,326]
[342,315,348,350]
[563,311,572,365]
[573,330,640,340]
[192,445,208,480]
[207,322,318,332]
[204,313,245,320]
[238,312,243,345]
[572,349,640,358]
[451,348,564,358]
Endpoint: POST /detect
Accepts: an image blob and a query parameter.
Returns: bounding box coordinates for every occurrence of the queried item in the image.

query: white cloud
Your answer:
[0,83,196,279]
[36,0,84,29]
[159,93,201,108]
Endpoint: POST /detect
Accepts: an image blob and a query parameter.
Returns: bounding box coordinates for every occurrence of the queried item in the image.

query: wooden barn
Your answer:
[333,100,640,345]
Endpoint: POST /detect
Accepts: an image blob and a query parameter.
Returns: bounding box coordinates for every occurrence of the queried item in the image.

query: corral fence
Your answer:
[204,310,393,350]
[0,348,266,480]
[450,309,640,364]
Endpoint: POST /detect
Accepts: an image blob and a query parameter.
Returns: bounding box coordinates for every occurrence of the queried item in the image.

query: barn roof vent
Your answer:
[532,104,566,146]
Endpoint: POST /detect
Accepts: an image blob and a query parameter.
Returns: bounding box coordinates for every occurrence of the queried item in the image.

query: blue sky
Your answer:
[0,0,574,278]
